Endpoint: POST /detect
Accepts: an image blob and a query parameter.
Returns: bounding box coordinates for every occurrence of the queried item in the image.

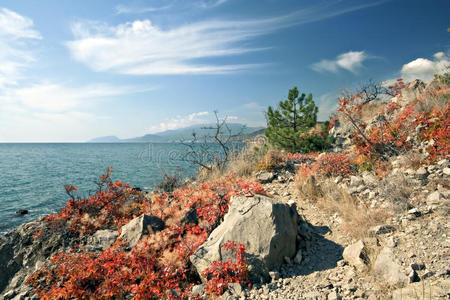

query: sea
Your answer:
[0,143,201,235]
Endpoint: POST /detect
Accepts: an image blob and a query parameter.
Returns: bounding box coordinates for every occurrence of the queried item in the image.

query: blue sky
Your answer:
[0,0,448,142]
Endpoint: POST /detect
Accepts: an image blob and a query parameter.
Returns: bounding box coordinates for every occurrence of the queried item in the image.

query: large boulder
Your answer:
[119,215,165,248]
[190,195,299,283]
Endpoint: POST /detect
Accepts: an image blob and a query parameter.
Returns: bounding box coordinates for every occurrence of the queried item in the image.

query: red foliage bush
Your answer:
[202,241,250,296]
[296,153,354,182]
[27,170,266,299]
[415,103,450,162]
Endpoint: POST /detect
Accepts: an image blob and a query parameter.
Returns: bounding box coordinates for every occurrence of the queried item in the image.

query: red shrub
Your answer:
[28,170,266,299]
[296,153,354,182]
[202,241,250,296]
[415,103,450,162]
[315,153,354,177]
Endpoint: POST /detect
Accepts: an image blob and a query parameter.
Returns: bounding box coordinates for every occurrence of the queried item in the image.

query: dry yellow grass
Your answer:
[295,177,389,240]
[197,144,268,182]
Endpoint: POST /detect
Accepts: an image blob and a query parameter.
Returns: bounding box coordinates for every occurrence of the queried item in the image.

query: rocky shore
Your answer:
[1,78,449,299]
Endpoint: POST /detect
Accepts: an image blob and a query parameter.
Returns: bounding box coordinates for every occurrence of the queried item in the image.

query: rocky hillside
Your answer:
[0,76,448,300]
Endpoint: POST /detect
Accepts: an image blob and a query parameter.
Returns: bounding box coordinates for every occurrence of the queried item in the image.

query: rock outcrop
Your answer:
[191,195,299,283]
[0,218,71,296]
[119,214,165,248]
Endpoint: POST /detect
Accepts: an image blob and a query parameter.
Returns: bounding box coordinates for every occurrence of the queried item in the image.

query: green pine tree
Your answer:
[265,86,323,153]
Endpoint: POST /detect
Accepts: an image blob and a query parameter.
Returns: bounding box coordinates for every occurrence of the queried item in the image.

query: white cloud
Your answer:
[0,82,151,142]
[0,8,41,39]
[147,111,211,133]
[1,82,151,112]
[0,8,41,87]
[312,51,368,73]
[114,4,171,15]
[66,18,271,75]
[67,1,387,75]
[400,52,449,81]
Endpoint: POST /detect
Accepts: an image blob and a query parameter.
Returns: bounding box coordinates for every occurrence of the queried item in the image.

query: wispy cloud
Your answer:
[0,8,41,39]
[0,8,41,87]
[114,4,171,15]
[67,0,387,76]
[400,51,449,81]
[1,82,152,112]
[311,51,369,73]
[0,81,154,141]
[147,111,211,133]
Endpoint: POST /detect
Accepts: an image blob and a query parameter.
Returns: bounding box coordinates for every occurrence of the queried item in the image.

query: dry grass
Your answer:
[197,144,267,182]
[376,173,415,213]
[399,151,427,170]
[228,146,265,177]
[295,177,390,240]
[413,81,450,114]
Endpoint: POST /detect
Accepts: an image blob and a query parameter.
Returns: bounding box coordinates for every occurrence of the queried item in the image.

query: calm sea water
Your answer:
[0,143,199,235]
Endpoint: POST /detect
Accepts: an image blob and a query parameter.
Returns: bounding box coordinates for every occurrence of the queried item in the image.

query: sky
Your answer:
[0,0,448,142]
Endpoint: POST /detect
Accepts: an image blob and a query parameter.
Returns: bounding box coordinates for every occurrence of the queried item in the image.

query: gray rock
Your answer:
[427,191,443,205]
[327,290,341,300]
[443,167,450,176]
[334,176,343,184]
[415,167,428,179]
[373,247,408,286]
[11,291,28,300]
[410,262,425,271]
[369,225,396,236]
[349,176,363,187]
[191,284,205,296]
[256,172,275,184]
[386,237,397,248]
[86,230,118,250]
[269,271,280,281]
[362,172,378,186]
[343,240,369,269]
[119,214,165,248]
[3,290,17,299]
[437,159,449,168]
[407,208,421,218]
[191,195,298,283]
[226,283,243,296]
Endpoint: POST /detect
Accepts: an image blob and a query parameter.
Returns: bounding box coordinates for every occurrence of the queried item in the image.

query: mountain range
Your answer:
[87,123,265,143]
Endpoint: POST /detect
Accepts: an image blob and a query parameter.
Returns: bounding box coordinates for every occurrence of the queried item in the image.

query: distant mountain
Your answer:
[87,123,265,143]
[88,136,121,143]
[121,134,165,143]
